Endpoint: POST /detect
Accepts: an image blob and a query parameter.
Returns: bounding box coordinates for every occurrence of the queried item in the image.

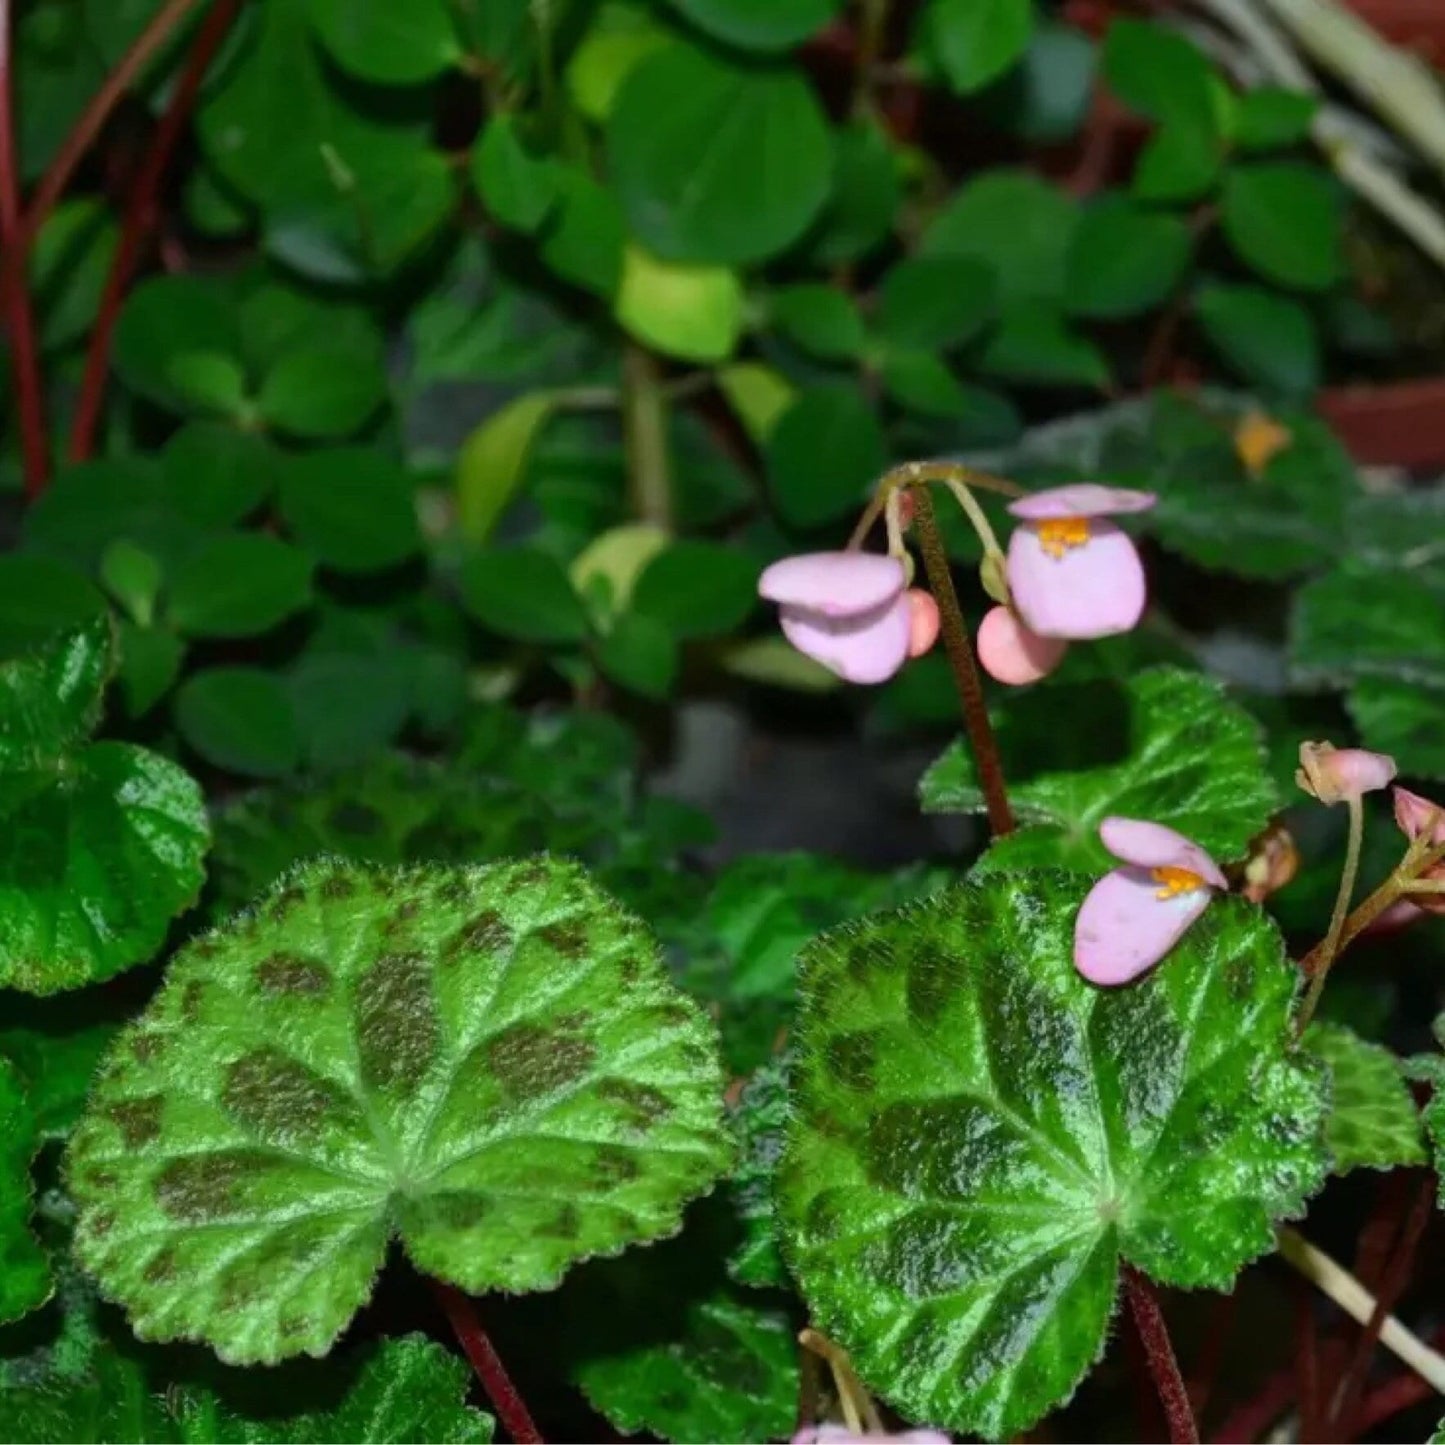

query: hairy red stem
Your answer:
[1124,1267,1199,1444]
[69,0,243,460]
[432,1281,543,1444]
[1330,1175,1434,1438]
[0,0,49,497]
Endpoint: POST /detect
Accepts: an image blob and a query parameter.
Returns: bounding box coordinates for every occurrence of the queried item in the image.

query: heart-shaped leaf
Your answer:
[1304,1023,1424,1175]
[920,668,1277,872]
[777,872,1328,1438]
[0,1058,49,1324]
[0,620,209,992]
[68,857,731,1363]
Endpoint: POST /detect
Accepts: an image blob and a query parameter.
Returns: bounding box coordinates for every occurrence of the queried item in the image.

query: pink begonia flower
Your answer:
[1006,484,1156,641]
[907,589,940,658]
[759,552,911,685]
[1295,741,1396,805]
[792,1428,949,1444]
[1074,817,1226,986]
[1394,786,1445,845]
[976,604,1068,686]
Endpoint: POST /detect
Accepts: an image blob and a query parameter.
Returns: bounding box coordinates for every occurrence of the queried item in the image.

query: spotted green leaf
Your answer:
[0,620,209,993]
[566,1202,797,1444]
[68,857,731,1364]
[920,668,1277,872]
[0,997,120,1138]
[727,1061,789,1291]
[0,1059,49,1324]
[1304,1023,1424,1175]
[779,872,1327,1438]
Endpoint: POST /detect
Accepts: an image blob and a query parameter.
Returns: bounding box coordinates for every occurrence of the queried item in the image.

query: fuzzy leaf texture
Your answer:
[0,1057,50,1323]
[1304,1023,1424,1174]
[920,668,1276,872]
[777,872,1328,1438]
[0,619,209,992]
[67,857,731,1364]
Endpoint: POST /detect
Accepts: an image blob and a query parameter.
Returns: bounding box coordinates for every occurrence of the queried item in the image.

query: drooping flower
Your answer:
[976,604,1068,685]
[759,552,911,684]
[1295,741,1397,806]
[1005,484,1156,641]
[1394,786,1445,845]
[906,589,941,659]
[1074,817,1226,986]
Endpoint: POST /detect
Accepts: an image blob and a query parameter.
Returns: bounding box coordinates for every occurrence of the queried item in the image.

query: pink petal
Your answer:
[1295,741,1397,805]
[1365,898,1426,936]
[780,592,911,685]
[1394,786,1445,845]
[976,604,1068,685]
[759,552,905,617]
[1074,867,1213,985]
[907,589,941,658]
[1008,484,1157,521]
[793,1431,950,1445]
[1098,817,1227,889]
[1006,520,1147,639]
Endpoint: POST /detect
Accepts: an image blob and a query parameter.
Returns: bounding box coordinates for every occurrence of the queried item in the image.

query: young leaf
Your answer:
[596,613,680,699]
[608,42,832,265]
[777,872,1328,1438]
[1102,17,1215,129]
[921,669,1277,872]
[1234,88,1317,151]
[69,858,731,1363]
[1304,1023,1424,1175]
[472,114,561,233]
[614,247,744,364]
[0,621,209,992]
[979,301,1110,387]
[806,119,900,266]
[255,345,388,441]
[0,1058,49,1324]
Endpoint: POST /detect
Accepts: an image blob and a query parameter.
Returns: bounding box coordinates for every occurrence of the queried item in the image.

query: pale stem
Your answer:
[799,1329,883,1436]
[1296,794,1364,1034]
[884,486,906,561]
[1277,1228,1445,1397]
[941,477,1007,566]
[622,344,671,531]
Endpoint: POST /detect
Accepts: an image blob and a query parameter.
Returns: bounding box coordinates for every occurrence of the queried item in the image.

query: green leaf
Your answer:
[778,871,1328,1438]
[0,1058,49,1324]
[980,301,1110,388]
[116,625,183,719]
[659,0,841,51]
[306,0,462,84]
[1304,1023,1424,1175]
[1346,677,1445,781]
[1103,18,1216,129]
[0,620,209,991]
[772,283,867,361]
[1195,283,1320,397]
[981,21,1096,144]
[615,246,744,364]
[880,350,972,418]
[608,42,832,264]
[878,256,994,349]
[287,653,412,772]
[566,3,673,122]
[456,393,558,544]
[597,613,679,699]
[631,541,758,640]
[0,554,107,657]
[1221,163,1343,290]
[165,535,314,638]
[69,857,731,1363]
[1066,198,1191,319]
[472,114,561,233]
[807,119,900,266]
[0,997,119,1139]
[161,425,274,529]
[175,667,302,779]
[927,0,1034,94]
[113,275,246,417]
[1131,121,1221,203]
[30,199,118,354]
[922,169,1078,302]
[766,385,886,528]
[727,1061,790,1289]
[921,668,1278,872]
[565,1202,797,1443]
[255,344,388,440]
[1234,87,1318,151]
[539,168,627,298]
[277,450,421,573]
[460,546,591,644]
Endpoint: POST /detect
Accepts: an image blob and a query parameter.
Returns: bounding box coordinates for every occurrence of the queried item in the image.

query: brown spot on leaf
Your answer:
[143,1246,179,1284]
[590,1146,640,1187]
[181,980,207,1022]
[265,884,307,921]
[356,952,438,1096]
[540,1202,581,1240]
[255,952,331,997]
[321,873,357,901]
[539,918,588,959]
[155,1151,266,1221]
[222,1049,355,1142]
[87,1210,117,1237]
[485,1022,595,1102]
[444,909,514,964]
[107,1096,164,1147]
[596,1079,673,1133]
[130,1031,164,1064]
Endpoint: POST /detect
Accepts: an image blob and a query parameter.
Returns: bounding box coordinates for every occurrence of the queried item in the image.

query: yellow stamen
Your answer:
[1151,865,1205,900]
[1234,409,1293,478]
[1036,516,1091,558]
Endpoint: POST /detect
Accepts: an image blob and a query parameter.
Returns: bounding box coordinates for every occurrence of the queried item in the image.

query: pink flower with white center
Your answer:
[759,552,913,685]
[1006,484,1156,640]
[1295,741,1396,806]
[1074,818,1226,986]
[976,604,1069,686]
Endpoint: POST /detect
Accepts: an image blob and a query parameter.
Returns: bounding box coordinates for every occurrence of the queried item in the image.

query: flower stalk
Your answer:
[1123,1266,1199,1444]
[1295,793,1365,1032]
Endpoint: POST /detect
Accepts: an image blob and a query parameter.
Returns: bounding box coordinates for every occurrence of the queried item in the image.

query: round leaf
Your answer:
[928,0,1034,94]
[615,246,743,364]
[778,871,1328,1438]
[608,43,832,264]
[472,115,561,233]
[1221,163,1343,291]
[659,0,841,52]
[166,535,314,638]
[0,622,209,993]
[766,386,886,529]
[0,554,107,656]
[256,344,388,440]
[1066,199,1192,319]
[69,857,731,1363]
[113,275,245,415]
[306,0,462,84]
[175,666,302,779]
[632,541,759,640]
[878,256,994,349]
[460,546,591,644]
[277,450,421,573]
